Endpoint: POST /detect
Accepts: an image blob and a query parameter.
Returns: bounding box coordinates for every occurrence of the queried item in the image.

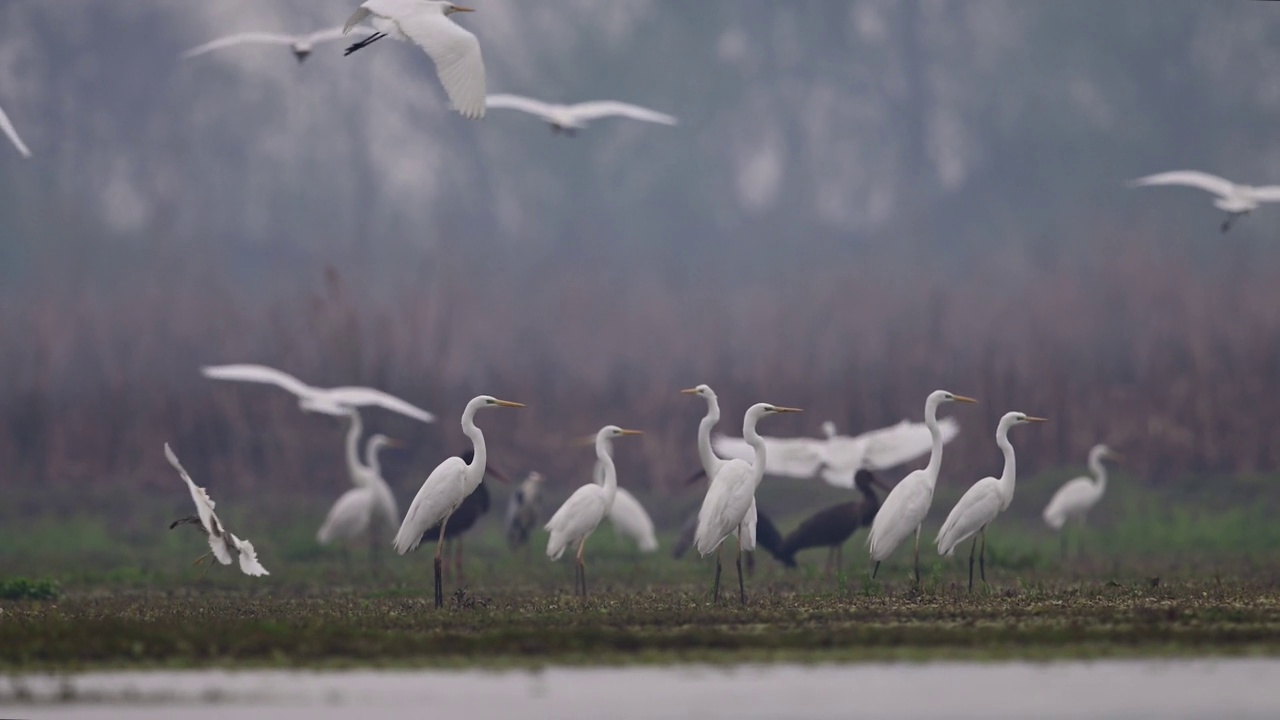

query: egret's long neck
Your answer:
[595,435,618,505]
[366,441,384,479]
[922,398,944,488]
[744,412,768,491]
[344,411,366,485]
[462,406,486,489]
[1089,453,1108,494]
[995,422,1017,509]
[696,395,721,476]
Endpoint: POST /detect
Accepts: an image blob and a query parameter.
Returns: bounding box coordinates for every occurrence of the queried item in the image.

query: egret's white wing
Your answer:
[694,459,757,556]
[303,26,365,45]
[0,103,31,158]
[1042,475,1099,529]
[1129,171,1236,198]
[867,469,933,562]
[545,485,608,560]
[200,364,313,397]
[711,434,825,478]
[863,417,959,470]
[180,32,298,59]
[316,487,375,544]
[393,455,468,554]
[485,93,560,121]
[378,3,486,118]
[164,443,232,565]
[323,386,436,423]
[608,488,658,552]
[935,477,1000,556]
[229,533,270,576]
[1246,185,1280,203]
[567,101,677,126]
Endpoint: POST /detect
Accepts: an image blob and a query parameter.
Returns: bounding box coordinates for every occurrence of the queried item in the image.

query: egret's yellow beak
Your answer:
[1024,416,1049,423]
[619,429,644,436]
[774,406,804,413]
[452,5,475,12]
[953,395,979,404]
[493,399,525,408]
[680,388,700,395]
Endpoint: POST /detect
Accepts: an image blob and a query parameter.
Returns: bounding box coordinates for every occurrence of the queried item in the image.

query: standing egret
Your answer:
[343,0,486,119]
[695,402,803,604]
[416,448,509,578]
[201,363,436,422]
[681,384,761,555]
[1043,444,1122,557]
[504,471,545,551]
[181,25,372,63]
[316,409,403,557]
[545,425,644,596]
[165,443,269,577]
[393,395,524,608]
[936,412,1047,590]
[1129,170,1280,232]
[593,459,658,552]
[867,390,977,584]
[485,94,677,135]
[0,102,31,158]
[777,469,889,574]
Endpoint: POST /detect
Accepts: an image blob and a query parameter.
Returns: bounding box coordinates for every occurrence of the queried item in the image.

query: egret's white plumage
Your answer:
[0,102,31,158]
[181,26,371,62]
[866,390,977,581]
[344,0,486,119]
[545,426,644,562]
[1043,444,1119,531]
[591,459,658,552]
[682,384,757,551]
[486,94,677,132]
[316,409,402,545]
[164,443,269,576]
[936,412,1047,560]
[201,363,435,422]
[1129,170,1280,231]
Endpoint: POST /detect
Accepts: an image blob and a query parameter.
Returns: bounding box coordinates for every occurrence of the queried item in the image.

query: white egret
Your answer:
[316,409,402,553]
[343,0,486,119]
[0,102,31,158]
[393,394,523,607]
[867,390,978,584]
[695,402,803,604]
[682,384,759,553]
[713,416,960,488]
[164,443,269,577]
[1129,170,1280,232]
[1043,444,1122,557]
[592,459,658,552]
[936,412,1047,590]
[504,471,545,551]
[181,25,372,63]
[485,94,677,135]
[415,448,509,579]
[545,425,644,597]
[200,363,435,422]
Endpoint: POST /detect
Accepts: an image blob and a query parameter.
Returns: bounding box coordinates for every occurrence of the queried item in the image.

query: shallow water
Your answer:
[4,659,1278,720]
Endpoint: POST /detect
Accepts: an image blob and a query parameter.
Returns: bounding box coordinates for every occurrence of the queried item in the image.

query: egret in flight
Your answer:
[1129,170,1280,232]
[343,0,486,119]
[1042,444,1121,558]
[545,425,645,597]
[695,402,803,604]
[316,409,403,560]
[201,363,435,422]
[393,395,522,607]
[0,102,31,158]
[165,443,269,577]
[936,412,1047,590]
[181,25,371,63]
[485,94,677,135]
[867,390,977,584]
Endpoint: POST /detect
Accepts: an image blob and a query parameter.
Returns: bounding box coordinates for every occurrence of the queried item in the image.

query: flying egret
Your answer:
[545,425,644,597]
[164,443,269,577]
[416,449,509,578]
[393,394,523,607]
[485,94,677,135]
[504,471,545,551]
[713,416,960,488]
[200,363,435,422]
[867,390,978,584]
[695,402,803,604]
[777,469,889,574]
[343,0,486,119]
[1042,444,1122,558]
[316,409,402,556]
[936,412,1047,590]
[0,102,31,158]
[592,459,658,552]
[181,25,373,63]
[1129,170,1280,232]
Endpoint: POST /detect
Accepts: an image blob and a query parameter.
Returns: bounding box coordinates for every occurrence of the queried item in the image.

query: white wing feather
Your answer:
[393,455,468,554]
[607,488,658,552]
[229,534,270,576]
[1042,475,1100,529]
[324,386,436,422]
[180,32,299,59]
[1129,170,1236,198]
[1245,185,1280,203]
[867,470,933,562]
[485,93,561,121]
[545,485,609,560]
[935,477,1000,556]
[711,434,825,478]
[566,101,677,126]
[0,103,32,158]
[201,364,312,396]
[316,487,375,544]
[694,459,757,556]
[164,443,232,565]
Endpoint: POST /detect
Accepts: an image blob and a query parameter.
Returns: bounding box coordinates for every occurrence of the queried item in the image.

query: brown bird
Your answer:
[416,449,508,579]
[777,469,888,573]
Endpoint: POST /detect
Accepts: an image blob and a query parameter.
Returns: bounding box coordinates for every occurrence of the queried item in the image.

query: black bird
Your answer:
[777,469,888,573]
[416,450,508,578]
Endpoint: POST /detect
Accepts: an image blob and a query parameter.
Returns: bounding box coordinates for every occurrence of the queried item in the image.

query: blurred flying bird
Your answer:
[504,471,545,551]
[393,395,523,607]
[936,412,1046,591]
[545,426,644,597]
[1129,170,1280,232]
[200,363,435,422]
[165,443,269,577]
[181,25,373,63]
[416,449,510,578]
[1043,444,1122,557]
[867,390,978,584]
[776,469,889,573]
[316,409,402,554]
[485,94,677,135]
[343,0,486,119]
[0,102,31,158]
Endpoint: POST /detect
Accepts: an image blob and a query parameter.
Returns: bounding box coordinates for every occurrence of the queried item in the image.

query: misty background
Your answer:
[4,1,1280,504]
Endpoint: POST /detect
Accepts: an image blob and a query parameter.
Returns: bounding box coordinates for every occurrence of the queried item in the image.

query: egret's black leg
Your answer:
[736,539,746,606]
[913,525,922,585]
[576,538,588,598]
[871,560,881,579]
[712,546,723,603]
[433,515,451,609]
[344,32,386,56]
[979,529,987,587]
[968,535,978,592]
